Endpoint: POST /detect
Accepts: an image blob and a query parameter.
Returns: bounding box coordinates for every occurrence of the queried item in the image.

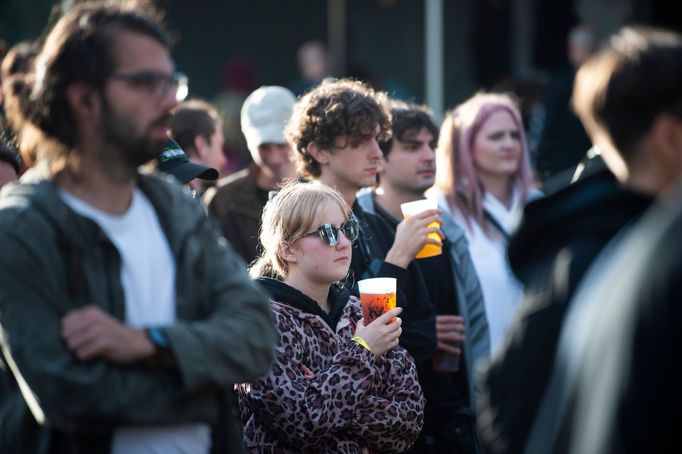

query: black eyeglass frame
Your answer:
[109,71,189,101]
[302,219,360,246]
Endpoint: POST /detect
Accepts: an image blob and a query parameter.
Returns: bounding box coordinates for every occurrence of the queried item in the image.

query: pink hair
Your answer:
[435,92,533,233]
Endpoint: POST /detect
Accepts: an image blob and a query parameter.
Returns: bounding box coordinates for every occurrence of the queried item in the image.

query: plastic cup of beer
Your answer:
[357,277,397,325]
[400,199,442,259]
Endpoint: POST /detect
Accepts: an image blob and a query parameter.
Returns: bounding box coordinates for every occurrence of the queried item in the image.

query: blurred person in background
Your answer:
[212,58,258,172]
[238,181,424,452]
[536,23,596,188]
[357,100,489,453]
[204,85,297,265]
[478,80,652,454]
[431,92,539,357]
[169,98,226,196]
[0,2,275,452]
[291,40,331,96]
[1,40,36,153]
[0,138,19,188]
[524,25,682,454]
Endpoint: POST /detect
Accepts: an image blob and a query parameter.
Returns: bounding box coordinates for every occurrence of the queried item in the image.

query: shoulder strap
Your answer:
[484,209,511,243]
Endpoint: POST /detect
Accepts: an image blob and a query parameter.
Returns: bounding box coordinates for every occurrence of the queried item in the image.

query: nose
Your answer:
[368,139,382,160]
[422,145,436,162]
[502,134,517,150]
[336,228,352,249]
[160,86,179,111]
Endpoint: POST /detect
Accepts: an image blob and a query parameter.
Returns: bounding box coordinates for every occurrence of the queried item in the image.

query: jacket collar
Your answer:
[9,164,206,253]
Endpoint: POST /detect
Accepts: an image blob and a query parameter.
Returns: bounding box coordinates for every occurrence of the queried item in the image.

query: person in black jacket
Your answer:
[477,162,652,454]
[358,100,490,453]
[523,25,682,454]
[285,77,438,364]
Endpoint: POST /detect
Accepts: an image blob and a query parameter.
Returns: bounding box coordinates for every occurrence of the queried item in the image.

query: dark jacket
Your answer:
[0,165,277,453]
[351,200,438,364]
[203,164,264,265]
[357,191,490,405]
[478,169,652,454]
[237,278,424,453]
[527,181,682,454]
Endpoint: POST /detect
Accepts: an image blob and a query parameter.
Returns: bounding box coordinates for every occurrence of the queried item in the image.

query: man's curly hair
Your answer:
[285,78,391,178]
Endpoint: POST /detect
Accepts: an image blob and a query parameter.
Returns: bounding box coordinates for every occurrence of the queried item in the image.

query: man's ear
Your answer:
[650,113,682,170]
[306,142,329,165]
[66,82,99,119]
[193,134,208,159]
[279,242,298,263]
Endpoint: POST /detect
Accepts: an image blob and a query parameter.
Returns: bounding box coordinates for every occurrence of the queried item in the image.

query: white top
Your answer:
[432,189,526,357]
[59,188,210,454]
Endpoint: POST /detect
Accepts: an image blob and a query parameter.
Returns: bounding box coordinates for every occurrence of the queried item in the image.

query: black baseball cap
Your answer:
[157,138,218,184]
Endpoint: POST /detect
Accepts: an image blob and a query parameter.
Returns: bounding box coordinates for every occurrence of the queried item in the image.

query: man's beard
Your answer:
[99,97,171,177]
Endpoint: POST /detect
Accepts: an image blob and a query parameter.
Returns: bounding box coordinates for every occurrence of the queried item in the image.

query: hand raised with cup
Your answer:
[355,307,403,356]
[385,202,443,269]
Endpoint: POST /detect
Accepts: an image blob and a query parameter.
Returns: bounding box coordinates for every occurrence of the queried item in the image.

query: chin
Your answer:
[359,176,378,188]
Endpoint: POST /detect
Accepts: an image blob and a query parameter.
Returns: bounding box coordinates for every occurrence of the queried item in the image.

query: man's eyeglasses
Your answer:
[110,71,189,101]
[302,219,360,246]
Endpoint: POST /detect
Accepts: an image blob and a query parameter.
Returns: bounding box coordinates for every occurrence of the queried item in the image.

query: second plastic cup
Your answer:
[400,199,442,259]
[357,277,397,324]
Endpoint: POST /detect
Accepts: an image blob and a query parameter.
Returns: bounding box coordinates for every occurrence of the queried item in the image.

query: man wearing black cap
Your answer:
[169,98,227,197]
[156,138,218,197]
[0,2,275,452]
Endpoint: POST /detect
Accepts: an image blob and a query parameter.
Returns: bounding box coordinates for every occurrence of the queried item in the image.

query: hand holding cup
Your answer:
[355,307,403,356]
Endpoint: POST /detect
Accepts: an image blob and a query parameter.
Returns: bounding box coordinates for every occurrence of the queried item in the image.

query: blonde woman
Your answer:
[432,92,540,355]
[237,181,424,453]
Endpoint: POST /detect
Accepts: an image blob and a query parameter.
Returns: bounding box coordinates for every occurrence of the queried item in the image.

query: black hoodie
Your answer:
[256,277,351,330]
[479,168,653,454]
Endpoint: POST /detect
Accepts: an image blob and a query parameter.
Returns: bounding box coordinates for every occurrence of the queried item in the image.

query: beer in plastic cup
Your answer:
[400,199,442,259]
[357,277,397,324]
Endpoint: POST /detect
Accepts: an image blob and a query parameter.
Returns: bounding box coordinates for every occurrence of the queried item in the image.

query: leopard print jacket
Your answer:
[236,295,425,453]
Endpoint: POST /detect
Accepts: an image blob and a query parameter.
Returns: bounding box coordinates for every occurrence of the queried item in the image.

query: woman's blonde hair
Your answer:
[250,180,352,280]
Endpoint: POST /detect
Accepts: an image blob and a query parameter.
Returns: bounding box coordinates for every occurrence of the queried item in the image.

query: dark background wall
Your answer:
[2,0,681,104]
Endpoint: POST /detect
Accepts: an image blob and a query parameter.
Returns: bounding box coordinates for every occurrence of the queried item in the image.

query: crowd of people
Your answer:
[0,1,680,453]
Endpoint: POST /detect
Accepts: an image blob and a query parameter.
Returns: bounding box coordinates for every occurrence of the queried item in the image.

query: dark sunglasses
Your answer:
[302,219,360,246]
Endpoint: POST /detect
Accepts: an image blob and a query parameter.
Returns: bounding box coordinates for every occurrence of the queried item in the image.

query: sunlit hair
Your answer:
[435,92,533,233]
[285,77,391,179]
[250,180,352,280]
[572,26,682,164]
[378,99,439,157]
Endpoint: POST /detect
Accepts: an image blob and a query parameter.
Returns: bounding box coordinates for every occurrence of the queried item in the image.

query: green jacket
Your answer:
[0,166,276,452]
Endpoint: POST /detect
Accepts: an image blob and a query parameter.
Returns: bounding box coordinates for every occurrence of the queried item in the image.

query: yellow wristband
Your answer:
[351,336,372,353]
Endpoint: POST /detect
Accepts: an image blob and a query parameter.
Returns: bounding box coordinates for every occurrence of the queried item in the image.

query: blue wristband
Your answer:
[146,327,169,349]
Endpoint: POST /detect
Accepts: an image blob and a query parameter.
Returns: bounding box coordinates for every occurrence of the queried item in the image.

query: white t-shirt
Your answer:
[60,188,210,454]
